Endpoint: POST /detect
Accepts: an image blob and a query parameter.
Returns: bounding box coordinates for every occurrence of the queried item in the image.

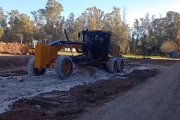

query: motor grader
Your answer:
[27,29,124,79]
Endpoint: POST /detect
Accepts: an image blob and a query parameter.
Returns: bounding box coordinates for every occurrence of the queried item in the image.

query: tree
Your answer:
[160,41,178,54]
[35,0,64,40]
[65,13,76,41]
[0,7,7,29]
[43,0,63,26]
[109,7,130,54]
[102,7,121,45]
[73,13,87,41]
[6,10,20,42]
[0,28,3,41]
[0,7,6,41]
[119,7,131,54]
[35,28,47,40]
[19,14,34,43]
[0,4,132,50]
[85,6,105,30]
[131,11,180,55]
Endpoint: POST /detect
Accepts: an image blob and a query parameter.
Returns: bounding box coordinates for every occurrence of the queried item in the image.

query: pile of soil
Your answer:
[0,42,28,54]
[0,69,159,120]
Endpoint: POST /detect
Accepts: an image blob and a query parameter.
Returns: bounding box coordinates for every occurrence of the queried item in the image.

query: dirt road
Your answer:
[76,61,180,120]
[0,55,179,120]
[0,55,31,70]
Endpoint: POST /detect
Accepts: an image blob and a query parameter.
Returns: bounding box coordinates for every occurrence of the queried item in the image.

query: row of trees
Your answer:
[131,11,180,55]
[0,0,130,54]
[0,0,180,55]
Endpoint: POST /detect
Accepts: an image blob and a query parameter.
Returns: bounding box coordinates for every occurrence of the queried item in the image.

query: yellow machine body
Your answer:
[28,48,35,54]
[34,45,58,69]
[31,44,83,69]
[27,30,124,79]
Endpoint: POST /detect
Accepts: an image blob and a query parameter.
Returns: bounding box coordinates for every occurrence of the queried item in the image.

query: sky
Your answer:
[1,0,180,27]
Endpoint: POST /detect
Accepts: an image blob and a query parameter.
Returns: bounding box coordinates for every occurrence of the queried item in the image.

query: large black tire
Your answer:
[27,57,46,76]
[107,57,118,74]
[55,56,73,79]
[117,57,124,72]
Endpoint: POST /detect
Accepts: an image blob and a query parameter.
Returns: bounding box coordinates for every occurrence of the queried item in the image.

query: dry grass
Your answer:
[123,54,180,60]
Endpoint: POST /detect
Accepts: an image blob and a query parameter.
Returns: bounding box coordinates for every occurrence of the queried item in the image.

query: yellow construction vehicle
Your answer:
[27,29,124,79]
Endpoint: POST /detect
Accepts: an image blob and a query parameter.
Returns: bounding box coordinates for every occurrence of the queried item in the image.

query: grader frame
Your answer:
[27,29,124,79]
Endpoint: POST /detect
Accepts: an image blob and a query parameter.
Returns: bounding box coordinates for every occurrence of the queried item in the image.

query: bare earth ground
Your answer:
[76,60,180,120]
[0,55,179,120]
[0,55,31,76]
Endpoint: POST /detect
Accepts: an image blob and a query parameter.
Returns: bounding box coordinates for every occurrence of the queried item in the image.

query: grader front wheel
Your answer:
[55,56,73,79]
[27,57,46,76]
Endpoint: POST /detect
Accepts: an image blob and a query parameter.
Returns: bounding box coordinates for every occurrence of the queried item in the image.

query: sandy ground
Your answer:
[0,67,158,120]
[0,55,138,113]
[0,55,179,120]
[75,60,180,120]
[0,69,109,113]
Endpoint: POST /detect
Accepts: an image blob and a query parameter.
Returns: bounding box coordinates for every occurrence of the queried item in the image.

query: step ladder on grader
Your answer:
[27,29,124,79]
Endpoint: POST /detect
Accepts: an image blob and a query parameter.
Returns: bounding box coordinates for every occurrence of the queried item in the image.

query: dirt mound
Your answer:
[0,42,28,54]
[0,69,159,120]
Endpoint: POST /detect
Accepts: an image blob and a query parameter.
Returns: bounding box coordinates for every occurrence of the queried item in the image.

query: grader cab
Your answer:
[27,29,124,79]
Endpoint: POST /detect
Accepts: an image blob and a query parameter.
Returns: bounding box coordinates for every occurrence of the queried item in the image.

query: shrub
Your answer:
[160,41,178,54]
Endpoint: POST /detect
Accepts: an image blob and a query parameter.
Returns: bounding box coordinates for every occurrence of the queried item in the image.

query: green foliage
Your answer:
[44,0,63,25]
[0,28,3,41]
[86,6,105,30]
[0,7,7,29]
[0,1,131,53]
[131,11,180,56]
[65,13,77,41]
[1,0,180,56]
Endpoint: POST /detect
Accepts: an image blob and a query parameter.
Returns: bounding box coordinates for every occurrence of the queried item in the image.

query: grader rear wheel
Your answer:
[55,56,73,79]
[27,57,46,76]
[117,57,124,72]
[107,57,118,74]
